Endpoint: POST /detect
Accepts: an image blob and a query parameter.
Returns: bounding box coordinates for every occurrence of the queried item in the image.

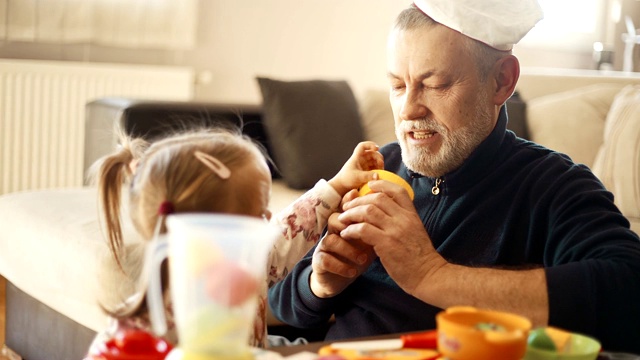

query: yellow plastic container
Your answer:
[358,169,414,200]
[436,306,532,360]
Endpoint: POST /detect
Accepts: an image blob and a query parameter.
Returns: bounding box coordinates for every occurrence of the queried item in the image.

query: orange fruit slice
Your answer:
[358,169,414,200]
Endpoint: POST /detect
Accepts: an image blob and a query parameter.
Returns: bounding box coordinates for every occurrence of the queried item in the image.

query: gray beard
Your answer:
[396,99,495,178]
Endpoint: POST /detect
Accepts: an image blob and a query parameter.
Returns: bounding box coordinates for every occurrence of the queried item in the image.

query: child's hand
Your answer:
[328,141,384,196]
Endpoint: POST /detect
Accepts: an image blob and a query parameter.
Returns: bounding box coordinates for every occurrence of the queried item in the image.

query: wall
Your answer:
[515,47,594,70]
[1,0,638,104]
[187,0,406,103]
[0,0,406,104]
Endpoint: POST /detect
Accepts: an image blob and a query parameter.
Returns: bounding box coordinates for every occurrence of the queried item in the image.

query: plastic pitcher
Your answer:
[147,213,279,360]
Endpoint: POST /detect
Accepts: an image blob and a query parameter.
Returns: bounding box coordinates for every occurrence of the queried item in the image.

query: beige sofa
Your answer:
[517,68,640,233]
[1,68,639,360]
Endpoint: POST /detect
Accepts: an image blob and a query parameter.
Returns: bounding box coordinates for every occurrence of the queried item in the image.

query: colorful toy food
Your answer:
[475,322,507,332]
[525,327,601,360]
[358,169,415,200]
[204,259,259,307]
[179,305,250,355]
[544,327,572,352]
[185,237,222,275]
[85,328,173,360]
[527,328,558,351]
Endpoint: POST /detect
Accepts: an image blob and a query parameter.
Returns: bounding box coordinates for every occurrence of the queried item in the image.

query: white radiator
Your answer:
[0,59,194,195]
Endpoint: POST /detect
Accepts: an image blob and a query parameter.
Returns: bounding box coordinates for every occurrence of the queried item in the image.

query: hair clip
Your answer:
[158,201,175,215]
[194,151,231,179]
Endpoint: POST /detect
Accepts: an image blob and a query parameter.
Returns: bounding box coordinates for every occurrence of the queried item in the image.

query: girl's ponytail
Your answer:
[91,130,149,269]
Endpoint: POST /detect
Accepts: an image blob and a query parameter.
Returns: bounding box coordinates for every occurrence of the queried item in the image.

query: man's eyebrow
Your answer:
[386,71,436,81]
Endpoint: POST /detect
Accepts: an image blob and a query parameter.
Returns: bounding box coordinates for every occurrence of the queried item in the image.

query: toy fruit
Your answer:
[528,328,557,351]
[524,327,601,360]
[203,259,259,307]
[544,326,572,351]
[358,169,415,200]
[85,328,173,360]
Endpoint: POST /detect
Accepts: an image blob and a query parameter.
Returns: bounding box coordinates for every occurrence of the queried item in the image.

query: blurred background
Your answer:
[1,0,639,103]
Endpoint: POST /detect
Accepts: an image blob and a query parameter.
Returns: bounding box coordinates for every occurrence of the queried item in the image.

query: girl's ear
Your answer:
[492,55,520,106]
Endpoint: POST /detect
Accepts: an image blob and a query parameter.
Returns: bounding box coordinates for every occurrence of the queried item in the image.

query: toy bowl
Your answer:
[524,328,601,360]
[436,306,532,360]
[358,169,414,200]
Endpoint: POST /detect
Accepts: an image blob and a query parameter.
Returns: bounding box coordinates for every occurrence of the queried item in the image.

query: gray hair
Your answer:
[393,4,509,81]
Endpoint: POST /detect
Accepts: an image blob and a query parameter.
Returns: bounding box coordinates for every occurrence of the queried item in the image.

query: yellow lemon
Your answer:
[544,326,572,353]
[358,169,414,200]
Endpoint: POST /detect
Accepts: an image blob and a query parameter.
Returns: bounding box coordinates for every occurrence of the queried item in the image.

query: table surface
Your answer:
[270,342,325,357]
[269,333,407,357]
[268,334,639,359]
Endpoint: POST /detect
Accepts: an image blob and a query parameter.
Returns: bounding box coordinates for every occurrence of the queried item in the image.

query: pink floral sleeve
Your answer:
[267,179,341,287]
[252,179,341,347]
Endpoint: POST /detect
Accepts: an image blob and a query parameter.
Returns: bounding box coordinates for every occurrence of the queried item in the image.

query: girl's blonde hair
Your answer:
[92,127,268,268]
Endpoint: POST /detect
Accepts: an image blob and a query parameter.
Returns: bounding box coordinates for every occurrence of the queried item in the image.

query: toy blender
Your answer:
[147,213,279,360]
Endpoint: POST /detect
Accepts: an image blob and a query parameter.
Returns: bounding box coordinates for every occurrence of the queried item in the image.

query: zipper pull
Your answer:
[431,177,443,195]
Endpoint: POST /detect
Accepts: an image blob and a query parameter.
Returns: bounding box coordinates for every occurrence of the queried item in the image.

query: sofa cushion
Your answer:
[526,84,625,168]
[592,85,640,233]
[256,77,364,189]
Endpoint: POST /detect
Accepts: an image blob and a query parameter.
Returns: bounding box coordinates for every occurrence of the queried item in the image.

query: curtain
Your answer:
[0,0,197,50]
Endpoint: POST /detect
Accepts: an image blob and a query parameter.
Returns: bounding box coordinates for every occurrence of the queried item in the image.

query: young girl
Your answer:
[86,126,383,354]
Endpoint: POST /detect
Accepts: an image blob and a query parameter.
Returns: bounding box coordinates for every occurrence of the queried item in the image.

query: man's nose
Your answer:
[399,89,428,121]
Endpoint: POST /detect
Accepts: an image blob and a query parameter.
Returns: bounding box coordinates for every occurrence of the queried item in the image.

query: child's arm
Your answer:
[266,141,383,286]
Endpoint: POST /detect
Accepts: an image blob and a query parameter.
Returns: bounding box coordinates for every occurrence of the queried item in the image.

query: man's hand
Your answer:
[338,179,446,296]
[309,190,376,298]
[336,180,549,326]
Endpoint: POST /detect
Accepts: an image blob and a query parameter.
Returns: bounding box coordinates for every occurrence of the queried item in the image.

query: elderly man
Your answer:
[269,0,640,353]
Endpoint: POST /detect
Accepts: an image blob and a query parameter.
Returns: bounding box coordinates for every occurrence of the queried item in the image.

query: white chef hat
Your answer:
[413,0,544,51]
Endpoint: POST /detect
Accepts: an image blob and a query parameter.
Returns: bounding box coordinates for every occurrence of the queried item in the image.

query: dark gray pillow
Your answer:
[256,77,364,189]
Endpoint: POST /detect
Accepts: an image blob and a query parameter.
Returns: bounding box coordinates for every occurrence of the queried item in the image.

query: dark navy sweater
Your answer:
[268,107,640,353]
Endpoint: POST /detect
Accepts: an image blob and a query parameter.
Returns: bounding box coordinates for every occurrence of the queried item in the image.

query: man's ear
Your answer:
[492,55,520,106]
